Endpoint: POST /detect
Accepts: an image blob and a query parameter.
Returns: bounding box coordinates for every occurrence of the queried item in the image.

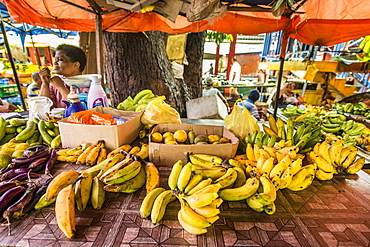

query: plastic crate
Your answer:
[0,85,19,98]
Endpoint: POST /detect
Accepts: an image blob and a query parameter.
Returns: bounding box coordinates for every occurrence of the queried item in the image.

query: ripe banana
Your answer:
[290,158,303,175]
[341,148,358,169]
[288,172,314,191]
[346,157,365,174]
[287,168,310,190]
[179,199,211,228]
[135,144,149,159]
[184,174,204,195]
[75,172,93,211]
[177,162,193,191]
[255,176,277,205]
[193,167,227,180]
[107,144,132,158]
[81,153,125,177]
[168,160,183,190]
[183,192,218,208]
[187,178,212,196]
[253,144,261,161]
[76,143,97,165]
[233,166,247,188]
[262,124,278,137]
[191,205,220,218]
[271,176,281,190]
[140,187,166,218]
[328,140,344,167]
[151,190,176,224]
[262,145,276,159]
[144,162,160,194]
[189,154,221,169]
[90,177,105,210]
[208,198,223,208]
[264,202,276,215]
[45,170,80,202]
[246,143,256,162]
[99,156,134,180]
[314,155,335,173]
[261,157,275,176]
[190,153,223,165]
[97,147,107,164]
[318,142,331,164]
[269,160,286,179]
[268,114,279,135]
[218,176,260,201]
[192,184,222,196]
[315,169,334,181]
[279,166,293,189]
[213,168,238,189]
[86,142,103,166]
[103,164,145,193]
[177,209,207,235]
[246,195,265,212]
[55,184,76,238]
[102,160,142,184]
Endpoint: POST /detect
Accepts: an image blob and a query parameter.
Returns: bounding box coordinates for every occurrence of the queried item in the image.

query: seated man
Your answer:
[27,72,42,97]
[238,89,260,120]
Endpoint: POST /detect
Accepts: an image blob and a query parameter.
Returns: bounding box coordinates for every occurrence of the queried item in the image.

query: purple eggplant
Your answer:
[0,169,20,181]
[14,167,33,174]
[30,163,46,173]
[0,182,18,196]
[45,149,57,176]
[22,145,49,157]
[12,148,50,165]
[8,173,40,182]
[22,178,52,214]
[5,184,36,213]
[28,156,49,169]
[0,185,27,220]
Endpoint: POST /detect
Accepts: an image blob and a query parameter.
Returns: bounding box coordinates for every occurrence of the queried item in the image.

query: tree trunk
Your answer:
[103,31,206,118]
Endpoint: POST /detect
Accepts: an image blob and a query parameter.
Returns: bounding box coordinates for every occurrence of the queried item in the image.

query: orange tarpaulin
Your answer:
[2,0,370,46]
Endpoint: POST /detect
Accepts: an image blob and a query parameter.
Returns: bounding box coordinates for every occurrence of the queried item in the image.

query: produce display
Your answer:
[332,102,368,116]
[0,98,368,240]
[150,129,231,145]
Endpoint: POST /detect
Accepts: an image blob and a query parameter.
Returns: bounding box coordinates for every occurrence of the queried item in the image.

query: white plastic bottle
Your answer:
[87,75,109,109]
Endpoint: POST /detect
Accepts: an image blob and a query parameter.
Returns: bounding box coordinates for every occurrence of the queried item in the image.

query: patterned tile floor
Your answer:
[1,163,370,247]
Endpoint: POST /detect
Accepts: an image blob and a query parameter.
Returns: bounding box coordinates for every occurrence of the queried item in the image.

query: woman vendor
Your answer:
[39,44,87,108]
[273,81,305,107]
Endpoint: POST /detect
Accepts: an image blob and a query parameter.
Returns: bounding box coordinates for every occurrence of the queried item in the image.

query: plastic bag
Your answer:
[141,96,181,127]
[224,99,260,140]
[67,110,117,125]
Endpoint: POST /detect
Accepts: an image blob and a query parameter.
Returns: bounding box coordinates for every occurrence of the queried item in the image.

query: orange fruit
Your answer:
[151,132,163,143]
[174,130,187,143]
[164,136,176,144]
[163,132,174,139]
[166,141,178,145]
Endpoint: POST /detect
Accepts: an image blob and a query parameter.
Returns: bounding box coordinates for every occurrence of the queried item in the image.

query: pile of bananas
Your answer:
[140,159,222,235]
[117,89,156,112]
[262,115,321,153]
[307,141,365,180]
[36,143,160,239]
[56,140,107,165]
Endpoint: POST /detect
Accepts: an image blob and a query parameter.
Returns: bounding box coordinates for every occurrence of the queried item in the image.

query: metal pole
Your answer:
[273,58,285,118]
[0,16,27,111]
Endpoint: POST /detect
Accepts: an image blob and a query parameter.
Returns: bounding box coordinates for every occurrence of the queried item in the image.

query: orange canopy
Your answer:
[2,0,370,46]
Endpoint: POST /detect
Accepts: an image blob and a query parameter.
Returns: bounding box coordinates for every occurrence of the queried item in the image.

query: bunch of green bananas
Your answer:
[116,89,155,112]
[333,102,368,115]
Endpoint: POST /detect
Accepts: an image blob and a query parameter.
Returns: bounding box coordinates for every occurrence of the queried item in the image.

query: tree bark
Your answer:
[103,31,206,118]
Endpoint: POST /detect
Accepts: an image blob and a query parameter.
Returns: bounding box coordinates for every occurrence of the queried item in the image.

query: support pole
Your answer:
[0,16,27,111]
[95,14,104,84]
[273,32,289,119]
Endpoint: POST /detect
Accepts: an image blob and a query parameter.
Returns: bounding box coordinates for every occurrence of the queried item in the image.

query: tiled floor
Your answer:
[1,163,370,247]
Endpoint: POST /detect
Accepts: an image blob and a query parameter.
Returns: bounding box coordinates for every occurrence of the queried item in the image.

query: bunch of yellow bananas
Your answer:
[56,140,107,166]
[308,141,365,180]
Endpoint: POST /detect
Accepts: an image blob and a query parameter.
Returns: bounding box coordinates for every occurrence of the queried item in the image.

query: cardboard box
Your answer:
[149,123,239,166]
[59,107,143,151]
[186,94,228,119]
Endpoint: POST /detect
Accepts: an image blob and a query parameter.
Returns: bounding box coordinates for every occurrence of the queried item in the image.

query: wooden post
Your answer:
[95,14,104,85]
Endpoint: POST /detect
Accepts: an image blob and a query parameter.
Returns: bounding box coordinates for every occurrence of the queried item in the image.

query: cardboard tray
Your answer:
[59,106,143,151]
[149,123,239,166]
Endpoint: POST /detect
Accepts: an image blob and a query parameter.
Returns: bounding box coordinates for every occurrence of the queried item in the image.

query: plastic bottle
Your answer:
[87,76,109,109]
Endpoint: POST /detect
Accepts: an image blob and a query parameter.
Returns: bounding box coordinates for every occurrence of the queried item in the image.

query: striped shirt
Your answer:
[238,99,260,120]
